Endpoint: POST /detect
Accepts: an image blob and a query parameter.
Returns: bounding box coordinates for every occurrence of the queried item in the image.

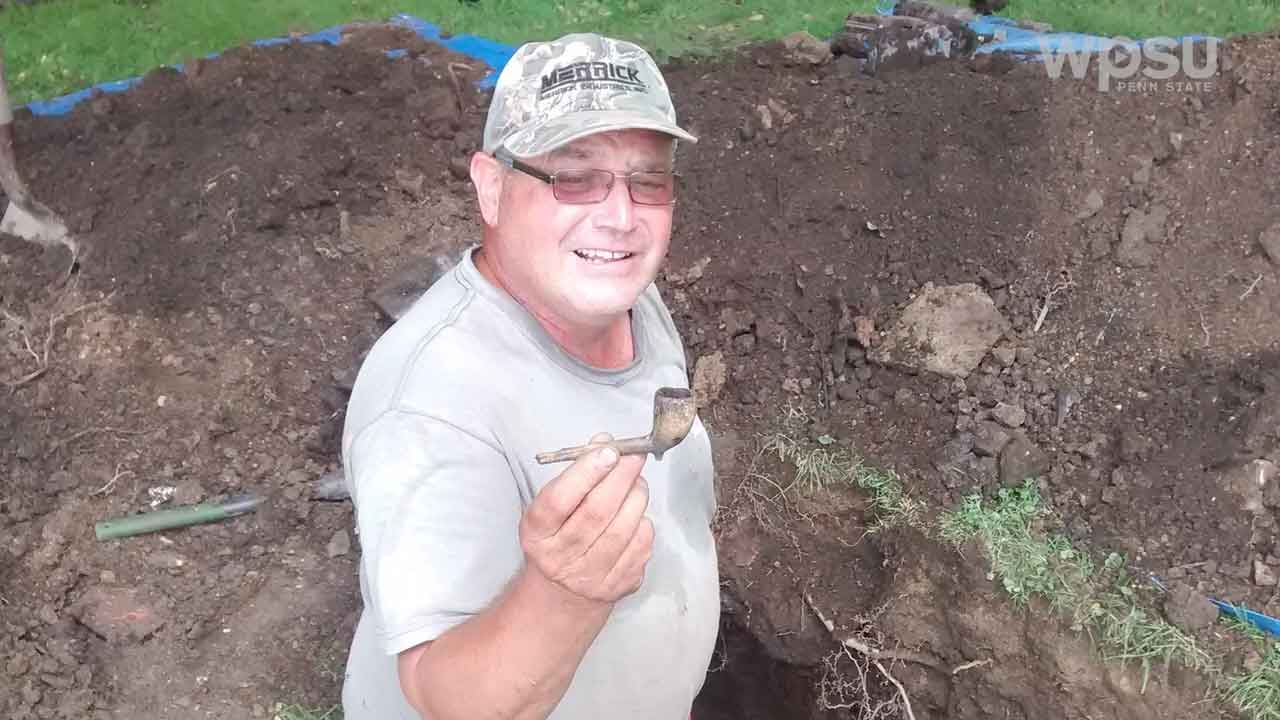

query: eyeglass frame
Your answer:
[492,147,681,206]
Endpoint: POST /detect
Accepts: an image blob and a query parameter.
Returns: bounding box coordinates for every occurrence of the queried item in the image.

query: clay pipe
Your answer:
[536,387,697,464]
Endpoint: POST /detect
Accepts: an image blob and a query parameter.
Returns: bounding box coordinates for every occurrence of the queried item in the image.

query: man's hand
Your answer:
[520,433,654,605]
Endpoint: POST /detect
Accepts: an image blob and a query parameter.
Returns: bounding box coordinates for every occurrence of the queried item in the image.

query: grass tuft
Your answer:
[938,480,1280,716]
[940,482,1214,687]
[1226,642,1280,720]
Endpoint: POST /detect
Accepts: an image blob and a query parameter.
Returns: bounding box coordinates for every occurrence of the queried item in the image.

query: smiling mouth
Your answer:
[574,248,635,264]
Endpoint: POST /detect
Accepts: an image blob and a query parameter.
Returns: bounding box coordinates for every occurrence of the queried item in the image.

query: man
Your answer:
[339,33,720,720]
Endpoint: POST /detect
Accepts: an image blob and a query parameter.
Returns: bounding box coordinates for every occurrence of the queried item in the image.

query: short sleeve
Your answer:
[345,409,525,656]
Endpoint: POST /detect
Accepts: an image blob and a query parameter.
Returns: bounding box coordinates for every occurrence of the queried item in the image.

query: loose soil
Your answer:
[3,19,1278,720]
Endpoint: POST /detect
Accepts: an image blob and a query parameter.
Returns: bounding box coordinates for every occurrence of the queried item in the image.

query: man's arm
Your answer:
[397,439,653,720]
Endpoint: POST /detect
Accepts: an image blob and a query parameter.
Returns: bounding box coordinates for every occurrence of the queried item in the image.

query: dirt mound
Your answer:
[3,21,1279,720]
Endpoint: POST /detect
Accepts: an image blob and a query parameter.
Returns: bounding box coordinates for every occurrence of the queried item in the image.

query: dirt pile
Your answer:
[2,21,1278,720]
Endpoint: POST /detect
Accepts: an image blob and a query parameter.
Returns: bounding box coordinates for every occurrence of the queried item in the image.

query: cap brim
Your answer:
[498,109,698,158]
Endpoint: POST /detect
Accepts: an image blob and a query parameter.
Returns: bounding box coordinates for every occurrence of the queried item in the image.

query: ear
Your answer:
[470,152,504,227]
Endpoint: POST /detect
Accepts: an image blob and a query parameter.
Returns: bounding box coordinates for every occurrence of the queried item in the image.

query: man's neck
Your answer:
[475,248,635,370]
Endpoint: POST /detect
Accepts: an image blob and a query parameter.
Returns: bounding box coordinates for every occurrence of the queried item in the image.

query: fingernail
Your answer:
[598,448,619,467]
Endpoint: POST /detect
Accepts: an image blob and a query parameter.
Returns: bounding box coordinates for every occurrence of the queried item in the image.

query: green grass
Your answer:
[5,0,1280,107]
[993,0,1280,39]
[1,0,866,107]
[759,428,921,529]
[940,480,1278,717]
[1226,642,1280,720]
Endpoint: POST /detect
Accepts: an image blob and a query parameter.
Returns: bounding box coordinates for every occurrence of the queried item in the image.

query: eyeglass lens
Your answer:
[553,169,676,205]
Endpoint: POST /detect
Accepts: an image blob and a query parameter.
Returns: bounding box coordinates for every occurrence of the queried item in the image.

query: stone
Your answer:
[327,530,351,559]
[732,333,757,354]
[692,352,727,407]
[1260,222,1280,265]
[973,421,1012,457]
[1253,560,1277,587]
[991,343,1017,367]
[999,435,1050,485]
[394,169,426,199]
[868,283,1010,379]
[781,31,833,65]
[71,587,165,642]
[991,401,1027,428]
[1162,583,1220,633]
[1076,189,1104,220]
[1119,430,1155,462]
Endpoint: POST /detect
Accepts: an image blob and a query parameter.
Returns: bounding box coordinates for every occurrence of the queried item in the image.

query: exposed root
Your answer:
[2,290,116,390]
[1032,269,1076,334]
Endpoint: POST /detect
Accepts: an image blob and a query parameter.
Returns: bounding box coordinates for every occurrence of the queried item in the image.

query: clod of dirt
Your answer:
[991,400,1027,428]
[1253,559,1278,587]
[1260,222,1280,264]
[999,434,1050,485]
[1116,205,1171,268]
[869,282,1009,379]
[973,420,1012,457]
[693,351,728,408]
[1162,582,1219,633]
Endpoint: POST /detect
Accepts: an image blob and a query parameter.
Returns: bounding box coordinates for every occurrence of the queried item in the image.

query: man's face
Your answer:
[482,128,676,329]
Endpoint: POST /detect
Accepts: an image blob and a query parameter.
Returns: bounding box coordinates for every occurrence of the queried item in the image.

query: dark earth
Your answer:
[2,19,1279,720]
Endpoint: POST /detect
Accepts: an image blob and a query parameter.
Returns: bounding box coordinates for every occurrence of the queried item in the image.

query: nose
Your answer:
[591,175,636,233]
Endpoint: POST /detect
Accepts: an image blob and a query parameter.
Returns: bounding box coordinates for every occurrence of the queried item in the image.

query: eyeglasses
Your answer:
[493,149,679,206]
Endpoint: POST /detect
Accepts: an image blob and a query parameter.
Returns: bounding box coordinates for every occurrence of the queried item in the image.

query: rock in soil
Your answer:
[327,530,352,559]
[992,401,1027,428]
[999,435,1051,485]
[1260,222,1280,265]
[693,351,728,407]
[869,282,1009,379]
[1162,583,1220,634]
[1253,560,1278,587]
[973,421,1012,457]
[71,586,166,642]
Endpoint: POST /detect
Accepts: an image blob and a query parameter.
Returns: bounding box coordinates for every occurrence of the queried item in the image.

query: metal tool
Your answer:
[536,387,698,464]
[0,50,79,272]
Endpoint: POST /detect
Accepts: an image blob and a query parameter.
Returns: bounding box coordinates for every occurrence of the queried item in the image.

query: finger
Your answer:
[550,453,645,556]
[601,516,655,597]
[579,474,650,571]
[524,441,620,539]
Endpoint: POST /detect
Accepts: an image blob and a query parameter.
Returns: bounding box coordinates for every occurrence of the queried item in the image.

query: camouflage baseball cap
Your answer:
[482,33,697,158]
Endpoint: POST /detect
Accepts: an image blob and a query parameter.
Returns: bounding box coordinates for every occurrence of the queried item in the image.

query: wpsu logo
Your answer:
[1037,35,1220,93]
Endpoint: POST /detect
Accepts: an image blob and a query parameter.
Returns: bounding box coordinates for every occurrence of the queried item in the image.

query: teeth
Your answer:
[575,249,633,262]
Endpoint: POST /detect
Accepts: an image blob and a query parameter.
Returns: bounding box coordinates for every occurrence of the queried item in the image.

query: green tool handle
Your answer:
[94,494,260,541]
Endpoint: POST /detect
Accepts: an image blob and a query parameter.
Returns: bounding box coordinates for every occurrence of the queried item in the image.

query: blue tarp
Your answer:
[18,13,518,117]
[968,15,1217,56]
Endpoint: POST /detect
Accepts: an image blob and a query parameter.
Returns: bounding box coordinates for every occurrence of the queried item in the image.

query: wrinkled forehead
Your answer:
[543,130,677,165]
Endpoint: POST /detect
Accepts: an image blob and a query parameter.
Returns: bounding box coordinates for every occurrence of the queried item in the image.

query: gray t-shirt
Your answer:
[339,245,720,719]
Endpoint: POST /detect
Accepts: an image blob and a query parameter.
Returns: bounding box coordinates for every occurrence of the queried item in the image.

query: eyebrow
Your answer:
[547,145,672,171]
